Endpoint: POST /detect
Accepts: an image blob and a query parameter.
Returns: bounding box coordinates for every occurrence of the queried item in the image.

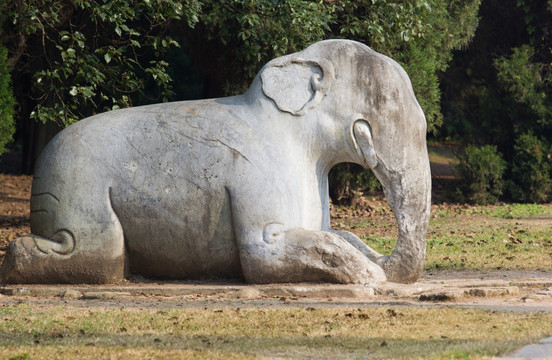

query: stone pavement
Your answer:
[1,273,551,309]
[498,337,552,359]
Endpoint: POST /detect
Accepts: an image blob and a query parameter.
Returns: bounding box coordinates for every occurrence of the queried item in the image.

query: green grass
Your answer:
[1,305,551,359]
[483,203,552,219]
[348,203,552,271]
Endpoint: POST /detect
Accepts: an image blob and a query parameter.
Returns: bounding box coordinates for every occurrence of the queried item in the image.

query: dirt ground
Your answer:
[0,173,32,255]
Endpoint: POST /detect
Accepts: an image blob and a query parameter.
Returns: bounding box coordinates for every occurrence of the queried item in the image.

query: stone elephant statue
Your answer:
[0,39,431,285]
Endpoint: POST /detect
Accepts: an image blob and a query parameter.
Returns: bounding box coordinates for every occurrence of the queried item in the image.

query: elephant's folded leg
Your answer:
[0,234,124,284]
[238,229,386,284]
[329,229,383,263]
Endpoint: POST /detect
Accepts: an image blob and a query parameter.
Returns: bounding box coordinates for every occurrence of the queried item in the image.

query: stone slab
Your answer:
[0,277,549,301]
[499,337,552,359]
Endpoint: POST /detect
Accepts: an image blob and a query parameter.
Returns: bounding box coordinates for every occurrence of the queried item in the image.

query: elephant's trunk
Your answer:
[378,149,431,284]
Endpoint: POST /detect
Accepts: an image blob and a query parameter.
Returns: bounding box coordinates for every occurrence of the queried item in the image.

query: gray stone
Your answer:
[261,285,376,298]
[502,337,552,359]
[0,40,431,285]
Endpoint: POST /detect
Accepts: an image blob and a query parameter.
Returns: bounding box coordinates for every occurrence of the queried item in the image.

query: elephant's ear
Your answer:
[261,58,334,116]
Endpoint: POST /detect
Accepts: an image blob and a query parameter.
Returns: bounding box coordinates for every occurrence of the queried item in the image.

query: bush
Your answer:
[328,163,381,206]
[455,144,506,204]
[507,133,551,203]
[0,44,15,155]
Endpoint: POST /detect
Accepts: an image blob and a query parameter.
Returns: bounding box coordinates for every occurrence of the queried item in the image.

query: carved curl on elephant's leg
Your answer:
[0,232,125,284]
[0,184,126,284]
[238,227,386,285]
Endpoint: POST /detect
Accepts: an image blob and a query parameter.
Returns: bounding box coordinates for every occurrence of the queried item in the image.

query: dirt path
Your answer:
[1,269,551,313]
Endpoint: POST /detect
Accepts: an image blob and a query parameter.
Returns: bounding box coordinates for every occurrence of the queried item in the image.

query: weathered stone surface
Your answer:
[0,275,550,301]
[0,40,431,285]
[501,337,552,359]
[261,285,376,298]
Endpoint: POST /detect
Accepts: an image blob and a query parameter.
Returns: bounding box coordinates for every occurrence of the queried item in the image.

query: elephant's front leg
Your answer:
[237,224,386,284]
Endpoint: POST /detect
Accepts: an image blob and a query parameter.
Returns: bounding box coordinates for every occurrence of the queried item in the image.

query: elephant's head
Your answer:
[257,40,431,284]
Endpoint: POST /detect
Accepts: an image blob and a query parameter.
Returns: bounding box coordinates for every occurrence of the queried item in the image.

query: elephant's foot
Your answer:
[0,234,124,284]
[379,253,423,284]
[240,229,386,285]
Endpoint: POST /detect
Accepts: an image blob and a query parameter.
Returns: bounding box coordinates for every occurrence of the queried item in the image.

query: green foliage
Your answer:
[495,45,552,126]
[0,44,15,155]
[334,1,432,47]
[441,0,552,203]
[2,1,480,126]
[1,0,482,181]
[393,0,482,133]
[507,133,551,203]
[197,0,332,95]
[6,0,475,131]
[194,0,480,133]
[401,43,443,133]
[6,0,201,127]
[455,145,506,204]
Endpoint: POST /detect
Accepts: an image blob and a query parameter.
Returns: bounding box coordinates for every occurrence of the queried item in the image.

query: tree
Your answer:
[4,0,201,127]
[185,0,480,134]
[0,44,15,155]
[0,0,201,169]
[440,0,552,202]
[1,0,481,178]
[0,2,15,156]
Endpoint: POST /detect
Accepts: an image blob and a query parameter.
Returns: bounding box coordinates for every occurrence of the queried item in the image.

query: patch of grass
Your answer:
[345,202,552,271]
[425,214,552,271]
[483,203,552,219]
[0,305,551,359]
[360,235,395,254]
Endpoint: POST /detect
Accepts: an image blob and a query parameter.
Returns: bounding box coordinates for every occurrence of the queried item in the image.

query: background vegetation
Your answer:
[0,0,551,205]
[443,0,552,204]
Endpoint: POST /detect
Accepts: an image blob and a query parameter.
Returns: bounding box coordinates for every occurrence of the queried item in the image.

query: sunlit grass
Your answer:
[1,305,551,359]
[349,203,552,271]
